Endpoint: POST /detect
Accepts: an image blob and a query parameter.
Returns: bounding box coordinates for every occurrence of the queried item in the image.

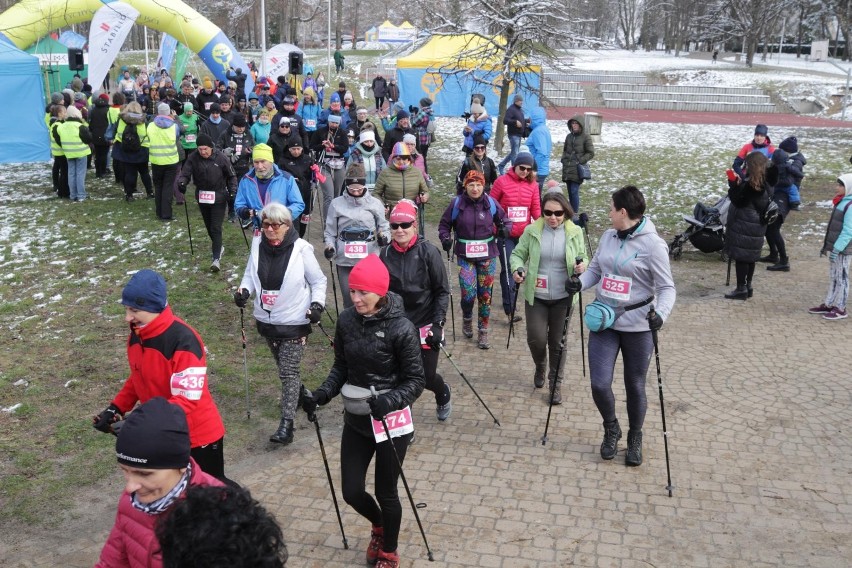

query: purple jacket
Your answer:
[438,193,508,260]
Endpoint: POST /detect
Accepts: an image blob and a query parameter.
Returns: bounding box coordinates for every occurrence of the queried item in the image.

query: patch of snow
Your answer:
[2,403,22,413]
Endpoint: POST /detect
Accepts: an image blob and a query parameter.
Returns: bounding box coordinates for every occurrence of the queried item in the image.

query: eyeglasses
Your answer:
[516,165,532,172]
[390,222,414,230]
[543,210,565,217]
[261,221,284,230]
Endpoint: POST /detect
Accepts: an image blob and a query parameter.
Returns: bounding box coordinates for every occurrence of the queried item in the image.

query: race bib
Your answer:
[305,119,317,128]
[418,324,442,349]
[170,367,207,401]
[235,144,243,155]
[260,289,280,310]
[372,406,414,443]
[343,241,368,259]
[600,273,632,301]
[198,190,216,204]
[464,240,489,259]
[507,206,528,223]
[535,274,549,292]
[204,102,212,110]
[185,134,196,143]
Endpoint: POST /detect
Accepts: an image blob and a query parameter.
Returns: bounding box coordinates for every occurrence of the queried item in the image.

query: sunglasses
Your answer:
[394,156,411,161]
[390,222,414,230]
[516,165,532,172]
[261,222,284,230]
[543,210,565,217]
[474,145,486,150]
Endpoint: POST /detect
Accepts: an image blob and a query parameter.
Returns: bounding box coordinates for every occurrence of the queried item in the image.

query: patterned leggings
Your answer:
[265,337,306,420]
[458,256,496,330]
[825,254,851,310]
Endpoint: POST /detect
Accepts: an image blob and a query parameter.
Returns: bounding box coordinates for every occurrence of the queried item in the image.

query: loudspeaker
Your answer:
[68,48,84,71]
[288,51,303,75]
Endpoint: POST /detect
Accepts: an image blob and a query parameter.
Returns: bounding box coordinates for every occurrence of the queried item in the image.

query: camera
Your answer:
[408,105,418,114]
[461,112,471,120]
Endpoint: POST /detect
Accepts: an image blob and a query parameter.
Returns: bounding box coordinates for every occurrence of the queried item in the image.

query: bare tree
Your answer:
[617,0,643,49]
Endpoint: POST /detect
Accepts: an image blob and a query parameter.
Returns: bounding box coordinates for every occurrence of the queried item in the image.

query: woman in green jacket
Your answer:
[510,191,586,404]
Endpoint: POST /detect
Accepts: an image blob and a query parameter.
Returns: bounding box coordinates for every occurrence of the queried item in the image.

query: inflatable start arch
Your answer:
[0,0,253,92]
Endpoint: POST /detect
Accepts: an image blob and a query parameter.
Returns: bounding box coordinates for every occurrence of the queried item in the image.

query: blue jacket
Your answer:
[297,102,321,132]
[462,112,492,150]
[234,164,305,228]
[525,107,551,176]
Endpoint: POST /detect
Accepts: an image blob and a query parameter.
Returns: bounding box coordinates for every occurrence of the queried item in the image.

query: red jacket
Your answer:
[112,307,225,448]
[95,459,223,568]
[489,169,542,239]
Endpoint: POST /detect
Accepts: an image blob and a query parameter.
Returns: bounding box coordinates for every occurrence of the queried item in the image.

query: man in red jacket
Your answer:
[93,269,228,481]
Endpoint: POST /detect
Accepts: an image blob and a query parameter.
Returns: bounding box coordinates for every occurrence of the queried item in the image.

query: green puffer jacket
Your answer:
[373,162,429,206]
[510,218,587,306]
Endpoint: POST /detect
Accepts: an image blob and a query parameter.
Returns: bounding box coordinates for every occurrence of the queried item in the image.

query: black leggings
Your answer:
[53,155,69,198]
[735,261,756,287]
[588,329,653,431]
[765,216,787,258]
[375,97,385,110]
[421,347,450,405]
[191,436,226,481]
[199,201,227,260]
[341,422,411,553]
[123,161,152,197]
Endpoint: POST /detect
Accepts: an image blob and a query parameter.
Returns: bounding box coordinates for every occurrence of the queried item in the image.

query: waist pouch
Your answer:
[341,383,389,415]
[584,299,616,332]
[340,226,375,242]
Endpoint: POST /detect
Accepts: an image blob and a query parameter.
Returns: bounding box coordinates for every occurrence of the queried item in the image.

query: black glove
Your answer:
[377,234,389,247]
[441,239,453,252]
[301,386,318,417]
[564,276,582,294]
[324,247,335,260]
[93,404,121,433]
[233,288,250,308]
[178,183,187,194]
[312,389,330,407]
[425,323,443,349]
[647,311,664,331]
[307,302,323,323]
[368,394,394,421]
[577,212,589,229]
[497,225,510,239]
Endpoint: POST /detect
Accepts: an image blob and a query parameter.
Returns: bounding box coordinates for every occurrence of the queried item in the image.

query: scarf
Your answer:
[258,229,298,295]
[209,115,221,124]
[391,234,418,253]
[616,220,642,240]
[130,462,191,516]
[357,143,381,184]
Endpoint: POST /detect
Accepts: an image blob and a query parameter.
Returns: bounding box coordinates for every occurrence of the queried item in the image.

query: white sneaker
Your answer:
[210,258,220,272]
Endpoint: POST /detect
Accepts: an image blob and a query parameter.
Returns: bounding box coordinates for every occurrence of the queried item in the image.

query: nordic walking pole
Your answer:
[369,387,435,562]
[649,305,674,497]
[239,213,251,251]
[239,306,250,419]
[438,345,501,426]
[183,201,194,255]
[575,257,586,378]
[507,268,523,349]
[446,251,456,342]
[542,287,577,445]
[328,259,340,318]
[580,213,593,259]
[304,388,349,549]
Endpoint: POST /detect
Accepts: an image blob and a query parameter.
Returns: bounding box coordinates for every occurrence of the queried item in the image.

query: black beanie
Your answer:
[779,136,798,153]
[116,398,191,469]
[231,114,247,127]
[196,133,215,148]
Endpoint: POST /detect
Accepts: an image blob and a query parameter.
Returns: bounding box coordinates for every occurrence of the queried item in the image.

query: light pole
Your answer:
[260,0,267,78]
[826,59,851,122]
[327,0,332,81]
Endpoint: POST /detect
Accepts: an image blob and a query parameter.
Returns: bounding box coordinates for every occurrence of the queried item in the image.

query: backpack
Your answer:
[426,116,437,142]
[450,194,497,224]
[104,115,117,143]
[121,122,143,153]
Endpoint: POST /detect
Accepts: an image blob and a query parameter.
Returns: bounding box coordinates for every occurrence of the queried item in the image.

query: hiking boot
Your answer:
[746,283,754,298]
[724,286,749,300]
[626,429,643,466]
[547,381,562,405]
[823,307,848,320]
[533,367,546,389]
[766,256,790,271]
[758,253,778,263]
[808,303,833,315]
[477,328,490,349]
[436,385,452,421]
[269,418,294,445]
[210,258,221,272]
[375,549,400,568]
[789,202,801,211]
[462,317,473,339]
[600,420,622,460]
[507,314,522,324]
[366,526,384,565]
[124,194,135,202]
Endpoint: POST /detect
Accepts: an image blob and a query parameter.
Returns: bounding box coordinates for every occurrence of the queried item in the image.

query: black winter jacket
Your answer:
[316,292,425,433]
[725,172,775,262]
[380,239,449,328]
[503,103,526,137]
[176,148,238,204]
[88,99,111,146]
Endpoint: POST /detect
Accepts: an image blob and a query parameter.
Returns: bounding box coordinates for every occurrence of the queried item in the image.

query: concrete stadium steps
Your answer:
[541,80,588,107]
[544,71,647,84]
[603,99,777,113]
[602,84,766,96]
[598,83,777,113]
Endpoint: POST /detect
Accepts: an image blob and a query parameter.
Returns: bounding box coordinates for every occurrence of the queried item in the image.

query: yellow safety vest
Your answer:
[56,121,91,159]
[49,121,64,157]
[147,122,179,165]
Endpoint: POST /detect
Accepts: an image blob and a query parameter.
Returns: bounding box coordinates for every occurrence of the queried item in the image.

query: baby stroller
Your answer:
[668,195,729,260]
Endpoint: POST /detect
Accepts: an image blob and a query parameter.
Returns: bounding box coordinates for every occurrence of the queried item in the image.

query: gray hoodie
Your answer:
[323,189,390,267]
[579,216,676,332]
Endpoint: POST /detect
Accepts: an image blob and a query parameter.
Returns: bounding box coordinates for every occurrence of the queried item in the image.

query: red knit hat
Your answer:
[389,199,418,223]
[348,255,389,296]
[464,170,486,187]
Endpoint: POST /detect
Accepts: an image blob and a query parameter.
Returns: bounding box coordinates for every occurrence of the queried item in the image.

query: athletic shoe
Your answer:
[807,304,832,315]
[600,420,621,460]
[210,258,220,272]
[436,385,452,421]
[823,308,848,320]
[507,314,522,324]
[301,214,311,224]
[374,549,399,568]
[366,526,384,565]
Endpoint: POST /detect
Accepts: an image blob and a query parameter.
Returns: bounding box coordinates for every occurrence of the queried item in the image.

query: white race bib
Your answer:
[372,406,414,443]
[198,190,216,204]
[535,274,549,292]
[204,102,212,110]
[600,273,633,301]
[235,144,243,155]
[305,119,317,128]
[260,289,280,310]
[418,324,442,349]
[185,134,196,143]
[507,206,528,223]
[170,367,206,401]
[464,240,489,259]
[343,241,368,259]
